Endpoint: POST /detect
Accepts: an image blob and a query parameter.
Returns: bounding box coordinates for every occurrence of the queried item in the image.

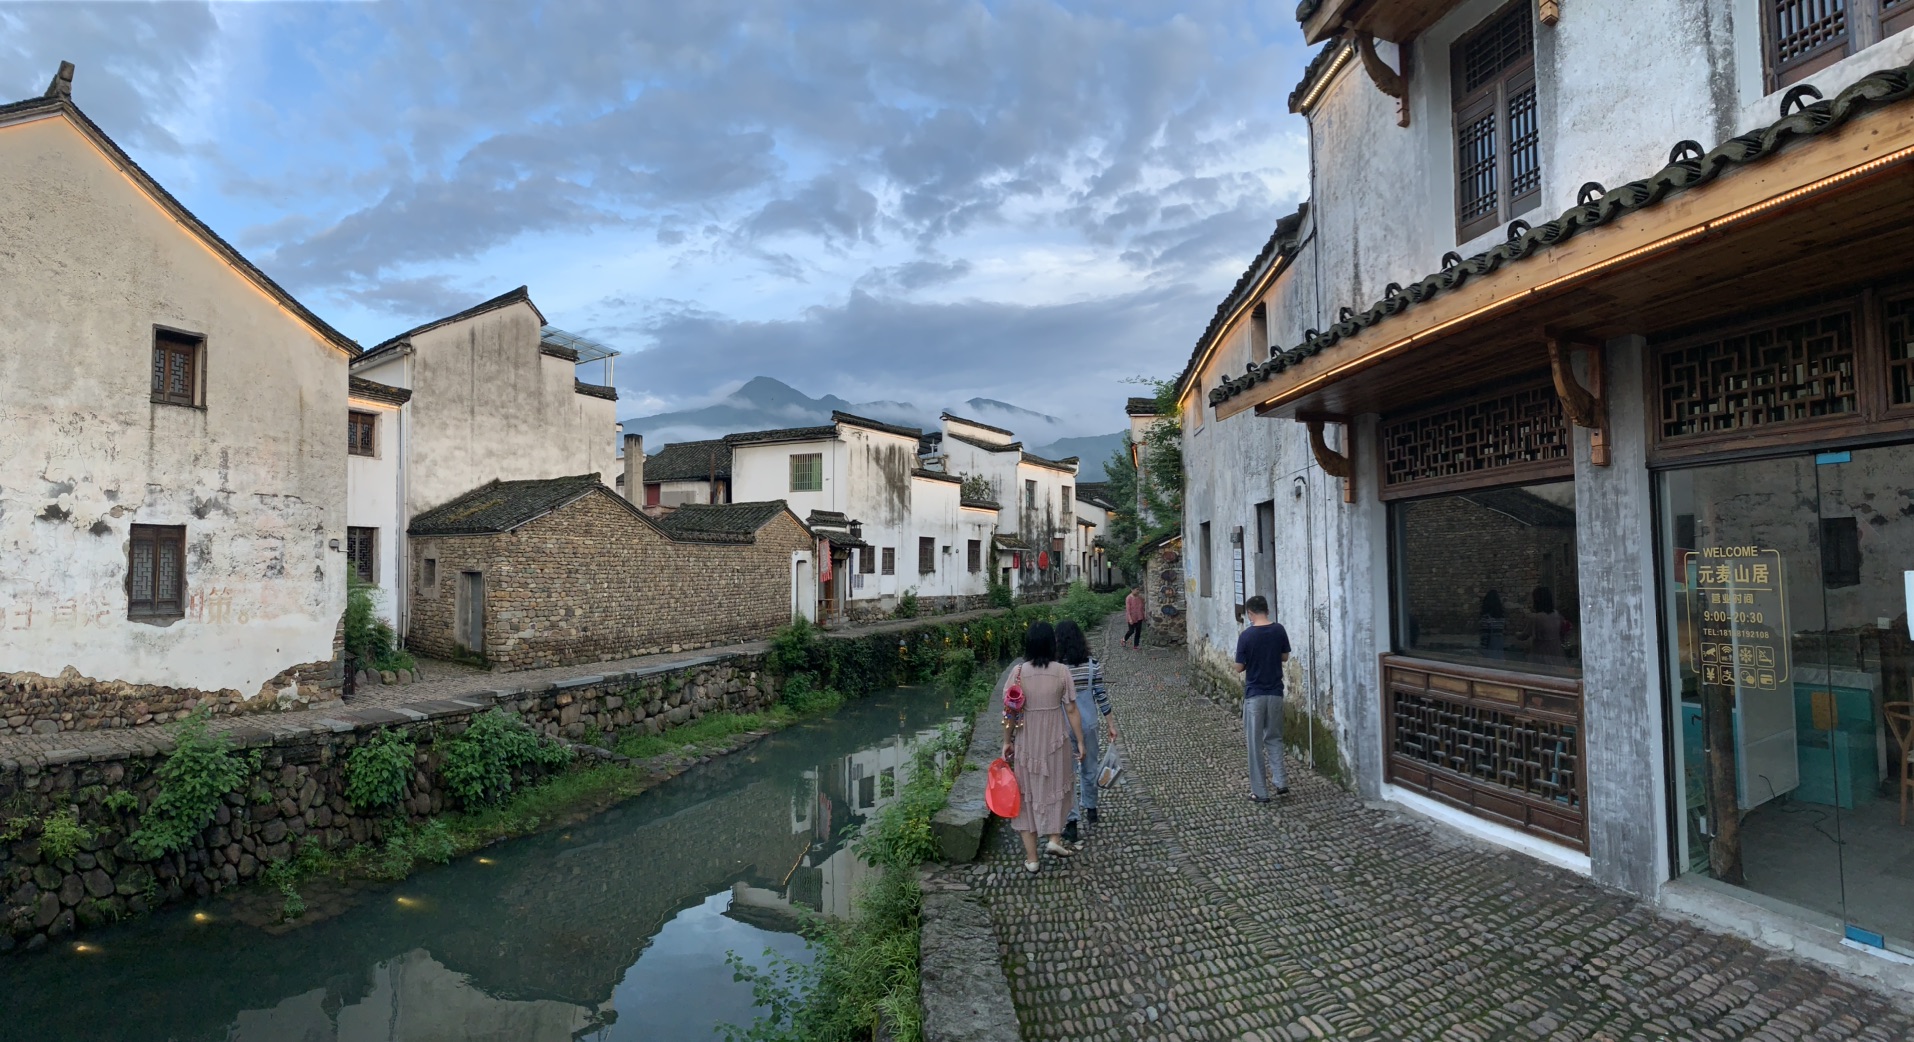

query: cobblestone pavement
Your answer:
[953,632,1914,1042]
[0,607,1002,765]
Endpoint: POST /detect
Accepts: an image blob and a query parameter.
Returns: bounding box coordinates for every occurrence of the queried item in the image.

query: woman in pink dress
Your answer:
[1003,621,1087,874]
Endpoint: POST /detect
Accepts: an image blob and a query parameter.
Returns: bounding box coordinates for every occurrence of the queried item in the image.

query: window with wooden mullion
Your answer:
[1768,1,1914,89]
[128,524,187,618]
[151,330,199,407]
[348,411,377,457]
[1452,2,1539,243]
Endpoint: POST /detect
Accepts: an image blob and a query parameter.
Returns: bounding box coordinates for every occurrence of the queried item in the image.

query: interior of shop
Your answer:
[1662,445,1914,950]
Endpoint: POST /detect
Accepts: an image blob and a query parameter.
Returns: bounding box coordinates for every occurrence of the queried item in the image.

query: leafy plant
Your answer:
[892,589,918,619]
[986,575,1014,609]
[957,472,995,502]
[344,576,416,672]
[38,807,93,861]
[435,709,572,808]
[0,816,30,843]
[767,618,818,676]
[101,790,141,814]
[778,672,844,716]
[262,858,305,921]
[345,730,416,811]
[130,710,258,859]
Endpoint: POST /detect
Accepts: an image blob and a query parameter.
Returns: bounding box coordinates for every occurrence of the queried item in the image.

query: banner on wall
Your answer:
[819,540,833,583]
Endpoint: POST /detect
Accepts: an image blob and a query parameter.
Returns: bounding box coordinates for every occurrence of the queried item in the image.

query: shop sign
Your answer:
[1685,546,1789,692]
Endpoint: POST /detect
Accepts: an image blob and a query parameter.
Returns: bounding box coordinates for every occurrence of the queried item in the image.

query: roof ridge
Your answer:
[361,285,541,360]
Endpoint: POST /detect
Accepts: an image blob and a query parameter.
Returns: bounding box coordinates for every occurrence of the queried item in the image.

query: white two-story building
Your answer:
[930,413,1084,598]
[1178,0,1914,986]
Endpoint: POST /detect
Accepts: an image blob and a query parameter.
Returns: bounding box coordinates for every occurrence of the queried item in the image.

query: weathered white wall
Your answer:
[363,301,618,519]
[0,113,346,697]
[345,395,404,626]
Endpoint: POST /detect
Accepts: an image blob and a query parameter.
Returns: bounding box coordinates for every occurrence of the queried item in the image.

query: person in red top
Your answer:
[1123,588,1146,649]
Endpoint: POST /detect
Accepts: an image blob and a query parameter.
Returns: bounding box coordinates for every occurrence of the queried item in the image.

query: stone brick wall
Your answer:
[844,593,993,625]
[1144,540,1187,646]
[1398,496,1578,648]
[409,494,813,670]
[0,653,778,953]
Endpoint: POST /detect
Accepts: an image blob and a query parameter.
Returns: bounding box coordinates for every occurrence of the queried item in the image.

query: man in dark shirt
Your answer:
[1234,595,1292,802]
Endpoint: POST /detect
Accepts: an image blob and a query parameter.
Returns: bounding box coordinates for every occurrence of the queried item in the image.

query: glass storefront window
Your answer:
[1390,479,1580,677]
[1660,446,1914,952]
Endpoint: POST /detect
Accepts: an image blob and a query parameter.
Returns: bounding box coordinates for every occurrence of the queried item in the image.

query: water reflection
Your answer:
[0,689,958,1042]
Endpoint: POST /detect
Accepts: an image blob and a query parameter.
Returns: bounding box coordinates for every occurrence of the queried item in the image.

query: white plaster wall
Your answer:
[388,301,617,518]
[0,113,346,696]
[345,397,404,626]
[840,427,919,605]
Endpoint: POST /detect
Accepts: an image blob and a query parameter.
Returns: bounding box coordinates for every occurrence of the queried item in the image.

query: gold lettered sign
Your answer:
[1685,547,1790,692]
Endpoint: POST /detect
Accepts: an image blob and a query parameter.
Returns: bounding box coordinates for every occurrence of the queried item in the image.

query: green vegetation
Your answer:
[892,587,918,619]
[37,806,93,861]
[101,790,141,814]
[1103,375,1183,577]
[614,710,788,760]
[345,730,417,811]
[129,709,261,859]
[957,472,994,503]
[985,575,1014,608]
[434,709,573,808]
[344,576,416,673]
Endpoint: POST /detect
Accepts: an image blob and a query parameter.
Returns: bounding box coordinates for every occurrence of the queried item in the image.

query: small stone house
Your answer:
[407,476,813,669]
[634,439,732,508]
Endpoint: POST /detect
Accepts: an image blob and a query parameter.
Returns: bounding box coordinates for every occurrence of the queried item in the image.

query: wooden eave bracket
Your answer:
[1305,417,1357,503]
[1352,31,1411,128]
[1547,332,1609,467]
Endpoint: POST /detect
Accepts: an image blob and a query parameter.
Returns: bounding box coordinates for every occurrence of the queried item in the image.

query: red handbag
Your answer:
[985,757,1022,819]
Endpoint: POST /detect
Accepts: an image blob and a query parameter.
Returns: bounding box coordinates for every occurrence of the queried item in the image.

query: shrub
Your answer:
[778,672,844,716]
[130,710,258,859]
[38,806,92,861]
[345,730,416,811]
[435,709,573,808]
[101,790,140,814]
[986,576,1014,609]
[893,589,918,619]
[344,577,416,672]
[767,618,817,676]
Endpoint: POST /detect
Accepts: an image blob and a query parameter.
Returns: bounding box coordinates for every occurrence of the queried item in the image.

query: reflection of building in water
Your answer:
[785,726,952,917]
[230,948,601,1042]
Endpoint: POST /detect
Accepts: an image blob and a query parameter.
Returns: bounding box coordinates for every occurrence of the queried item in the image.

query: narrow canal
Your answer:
[0,687,963,1041]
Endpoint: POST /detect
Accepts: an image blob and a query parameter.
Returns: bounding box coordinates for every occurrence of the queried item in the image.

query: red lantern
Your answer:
[1037,550,1050,570]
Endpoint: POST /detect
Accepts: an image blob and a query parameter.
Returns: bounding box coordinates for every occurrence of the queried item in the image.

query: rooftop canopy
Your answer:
[539,326,621,362]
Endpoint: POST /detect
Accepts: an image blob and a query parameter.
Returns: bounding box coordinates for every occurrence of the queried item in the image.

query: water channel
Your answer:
[0,687,963,1042]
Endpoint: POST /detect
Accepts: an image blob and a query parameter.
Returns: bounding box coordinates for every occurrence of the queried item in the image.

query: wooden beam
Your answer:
[1305,418,1357,503]
[1546,333,1608,467]
[1353,31,1410,127]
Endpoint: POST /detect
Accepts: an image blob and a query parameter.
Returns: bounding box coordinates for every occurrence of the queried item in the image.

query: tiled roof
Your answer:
[1021,451,1078,473]
[946,431,1022,453]
[644,440,731,482]
[541,343,579,362]
[1175,205,1308,400]
[574,380,617,401]
[1211,63,1914,407]
[1287,38,1350,113]
[831,410,921,439]
[348,376,411,406]
[961,498,1001,511]
[650,501,794,542]
[1124,397,1161,416]
[939,411,1015,437]
[1075,483,1119,510]
[912,468,960,484]
[358,286,546,366]
[724,424,839,446]
[408,474,612,536]
[0,84,358,357]
[993,533,1034,552]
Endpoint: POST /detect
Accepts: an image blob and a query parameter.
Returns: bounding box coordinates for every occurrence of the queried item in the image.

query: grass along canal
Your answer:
[0,685,967,1041]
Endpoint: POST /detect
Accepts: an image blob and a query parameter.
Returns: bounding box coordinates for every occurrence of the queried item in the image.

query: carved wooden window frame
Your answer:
[128,523,187,619]
[151,327,203,408]
[1378,378,1573,501]
[1764,0,1914,91]
[1451,0,1540,242]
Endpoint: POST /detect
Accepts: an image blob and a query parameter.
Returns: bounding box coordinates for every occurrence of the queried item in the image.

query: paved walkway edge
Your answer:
[919,890,1022,1042]
[932,664,1012,864]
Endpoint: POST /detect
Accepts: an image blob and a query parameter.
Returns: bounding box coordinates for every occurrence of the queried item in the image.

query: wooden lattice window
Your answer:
[1452,1,1539,241]
[348,411,377,457]
[1765,1,1914,88]
[918,537,936,575]
[347,526,377,584]
[1885,293,1914,408]
[151,329,201,407]
[1381,384,1569,494]
[881,547,896,575]
[128,524,186,618]
[1391,691,1582,808]
[1657,310,1856,441]
[967,539,981,573]
[859,546,876,573]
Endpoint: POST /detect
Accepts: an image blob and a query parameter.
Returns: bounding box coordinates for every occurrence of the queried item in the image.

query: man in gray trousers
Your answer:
[1233,595,1292,802]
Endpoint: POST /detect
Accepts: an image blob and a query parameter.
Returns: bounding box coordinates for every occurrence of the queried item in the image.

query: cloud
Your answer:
[855,258,974,294]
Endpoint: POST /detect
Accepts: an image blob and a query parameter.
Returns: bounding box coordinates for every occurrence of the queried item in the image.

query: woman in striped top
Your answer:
[1056,619,1118,843]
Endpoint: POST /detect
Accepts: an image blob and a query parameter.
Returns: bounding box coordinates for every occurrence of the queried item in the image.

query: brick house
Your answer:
[407,476,813,670]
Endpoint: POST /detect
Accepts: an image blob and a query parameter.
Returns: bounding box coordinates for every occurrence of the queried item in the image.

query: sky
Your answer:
[2,0,1314,435]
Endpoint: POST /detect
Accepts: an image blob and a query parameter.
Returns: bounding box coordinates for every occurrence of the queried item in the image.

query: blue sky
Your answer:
[3,1,1312,434]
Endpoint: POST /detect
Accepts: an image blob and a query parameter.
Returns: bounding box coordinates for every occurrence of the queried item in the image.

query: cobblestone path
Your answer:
[953,634,1914,1041]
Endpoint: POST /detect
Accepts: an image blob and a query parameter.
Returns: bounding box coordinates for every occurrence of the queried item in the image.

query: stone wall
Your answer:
[0,653,777,953]
[1143,539,1187,646]
[843,593,994,625]
[409,493,812,670]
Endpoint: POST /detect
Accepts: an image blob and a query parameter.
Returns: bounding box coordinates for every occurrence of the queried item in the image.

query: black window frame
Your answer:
[348,410,377,457]
[967,538,982,573]
[881,547,896,575]
[151,327,203,408]
[1451,1,1540,243]
[859,546,876,573]
[128,523,187,619]
[347,526,378,585]
[918,536,936,575]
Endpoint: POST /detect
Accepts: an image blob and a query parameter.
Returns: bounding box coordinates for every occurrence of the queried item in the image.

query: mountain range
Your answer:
[623,377,1126,481]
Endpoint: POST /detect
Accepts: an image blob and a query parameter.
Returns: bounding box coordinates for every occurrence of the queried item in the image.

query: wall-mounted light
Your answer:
[1292,476,1306,500]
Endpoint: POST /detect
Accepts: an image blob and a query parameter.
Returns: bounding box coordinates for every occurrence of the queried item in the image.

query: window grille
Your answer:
[348,411,377,457]
[1885,293,1914,407]
[129,524,186,618]
[859,546,876,573]
[967,539,981,573]
[151,330,200,407]
[1381,384,1569,492]
[789,453,823,492]
[917,537,936,575]
[1452,2,1539,241]
[1657,310,1856,440]
[881,547,895,575]
[347,527,378,584]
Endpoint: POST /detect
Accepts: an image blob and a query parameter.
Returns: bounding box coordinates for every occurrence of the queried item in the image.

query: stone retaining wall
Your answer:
[0,654,776,953]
